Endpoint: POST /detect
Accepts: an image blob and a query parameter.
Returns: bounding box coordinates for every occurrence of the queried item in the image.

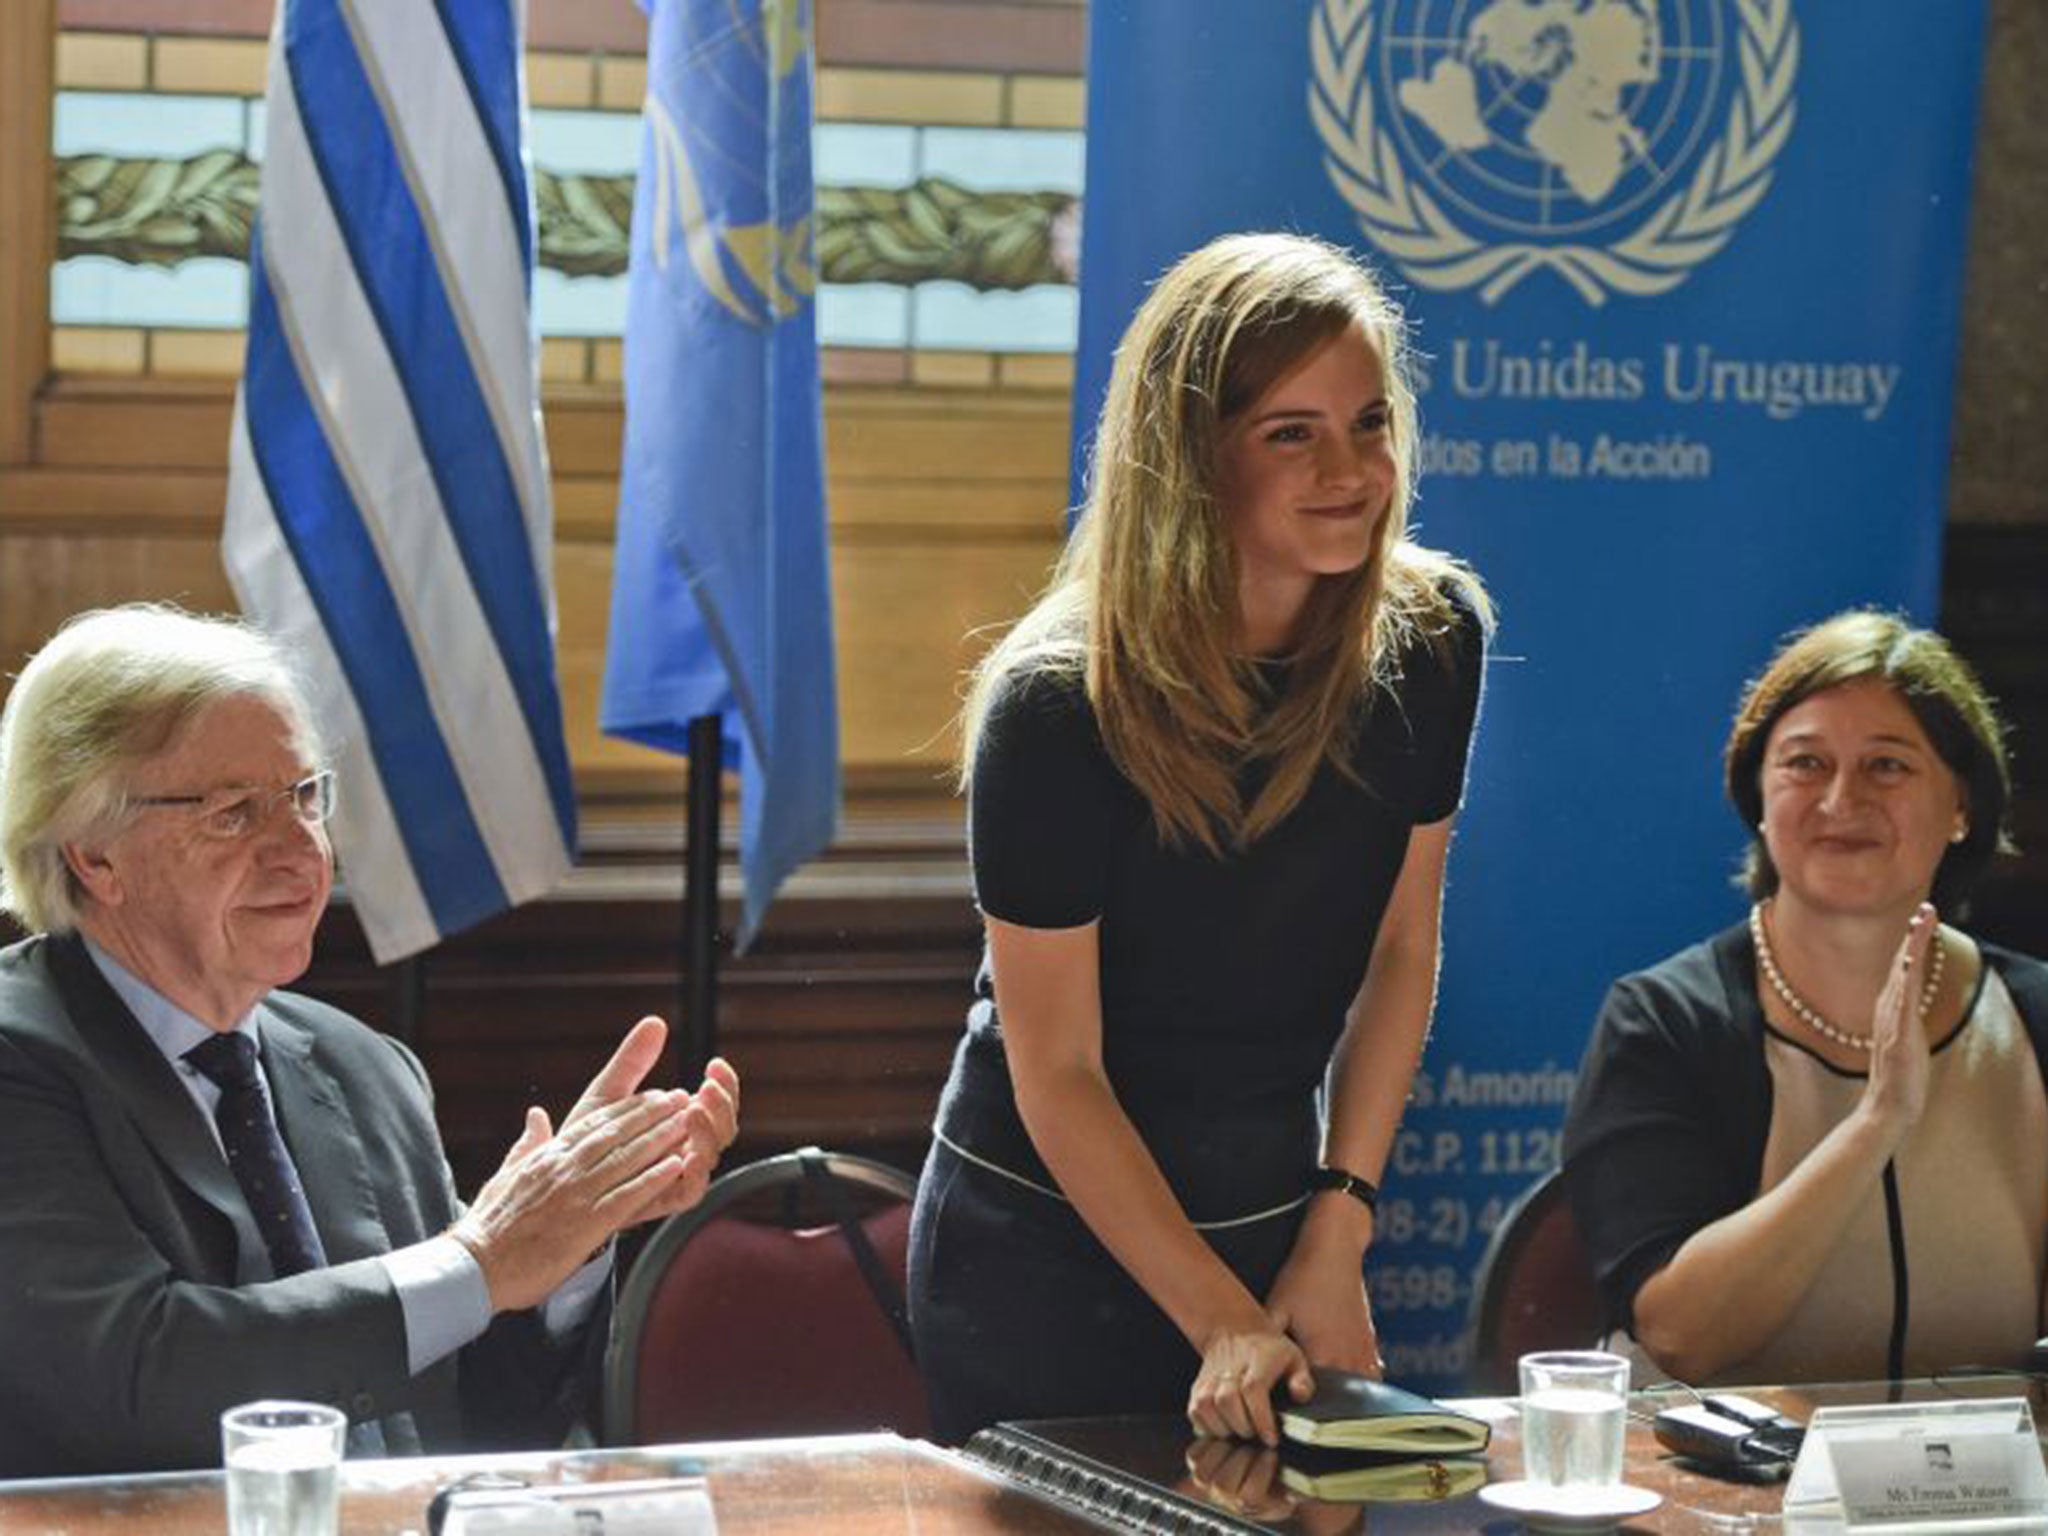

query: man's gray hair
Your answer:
[0,604,322,935]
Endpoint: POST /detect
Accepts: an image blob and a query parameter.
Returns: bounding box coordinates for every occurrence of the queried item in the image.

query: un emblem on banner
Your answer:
[644,0,817,328]
[1311,0,1798,305]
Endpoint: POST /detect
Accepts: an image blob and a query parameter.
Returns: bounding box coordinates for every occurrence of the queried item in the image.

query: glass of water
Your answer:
[1517,1350,1630,1493]
[220,1400,345,1536]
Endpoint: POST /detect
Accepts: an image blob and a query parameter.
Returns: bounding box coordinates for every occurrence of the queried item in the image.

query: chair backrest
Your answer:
[605,1147,929,1444]
[1464,1167,1605,1393]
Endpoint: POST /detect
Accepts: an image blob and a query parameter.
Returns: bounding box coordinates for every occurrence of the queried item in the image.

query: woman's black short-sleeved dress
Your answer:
[907,584,1486,1441]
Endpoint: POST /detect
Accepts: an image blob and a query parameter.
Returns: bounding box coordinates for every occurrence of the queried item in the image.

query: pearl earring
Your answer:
[1951,822,1969,844]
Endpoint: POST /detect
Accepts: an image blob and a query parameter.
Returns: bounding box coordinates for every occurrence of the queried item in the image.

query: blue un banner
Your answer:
[603,0,839,951]
[1077,0,1988,1389]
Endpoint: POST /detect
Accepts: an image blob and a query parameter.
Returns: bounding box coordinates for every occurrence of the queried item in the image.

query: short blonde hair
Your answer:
[0,604,322,935]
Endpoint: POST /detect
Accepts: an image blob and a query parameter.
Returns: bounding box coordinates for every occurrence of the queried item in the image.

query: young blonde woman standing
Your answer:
[907,232,1490,1445]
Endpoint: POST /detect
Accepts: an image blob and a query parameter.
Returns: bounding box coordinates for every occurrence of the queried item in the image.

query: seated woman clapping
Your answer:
[1563,610,2046,1385]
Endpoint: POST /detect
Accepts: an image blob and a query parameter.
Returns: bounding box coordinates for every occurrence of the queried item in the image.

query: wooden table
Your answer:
[1137,1374,2048,1531]
[2,1377,2041,1533]
[0,1434,1100,1535]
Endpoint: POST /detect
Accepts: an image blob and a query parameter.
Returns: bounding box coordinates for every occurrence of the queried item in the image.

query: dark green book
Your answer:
[1278,1372,1492,1455]
[963,1411,1498,1532]
[1277,1444,1489,1503]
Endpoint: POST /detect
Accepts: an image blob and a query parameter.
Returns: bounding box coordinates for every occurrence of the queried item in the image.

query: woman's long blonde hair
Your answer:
[964,232,1486,853]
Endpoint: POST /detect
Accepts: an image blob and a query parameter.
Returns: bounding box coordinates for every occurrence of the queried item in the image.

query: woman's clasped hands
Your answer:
[1266,1219,1384,1377]
[1187,1307,1314,1445]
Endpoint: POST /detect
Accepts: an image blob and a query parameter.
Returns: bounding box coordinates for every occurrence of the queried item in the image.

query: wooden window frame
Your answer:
[0,4,643,532]
[0,1,1062,825]
[0,2,55,481]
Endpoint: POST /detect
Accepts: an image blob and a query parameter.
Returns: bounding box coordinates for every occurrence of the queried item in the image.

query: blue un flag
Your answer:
[603,0,839,951]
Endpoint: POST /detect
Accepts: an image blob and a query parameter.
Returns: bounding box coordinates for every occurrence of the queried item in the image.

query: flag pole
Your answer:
[605,1,838,1042]
[387,953,424,1050]
[680,711,723,1081]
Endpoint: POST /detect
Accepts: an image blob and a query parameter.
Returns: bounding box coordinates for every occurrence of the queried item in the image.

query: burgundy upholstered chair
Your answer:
[604,1146,929,1444]
[1464,1168,1606,1393]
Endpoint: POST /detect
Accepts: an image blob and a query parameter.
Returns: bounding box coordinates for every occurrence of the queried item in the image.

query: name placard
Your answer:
[1784,1399,2048,1532]
[441,1477,717,1536]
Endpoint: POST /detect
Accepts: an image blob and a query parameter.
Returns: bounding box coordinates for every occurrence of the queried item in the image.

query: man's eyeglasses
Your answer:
[128,769,336,842]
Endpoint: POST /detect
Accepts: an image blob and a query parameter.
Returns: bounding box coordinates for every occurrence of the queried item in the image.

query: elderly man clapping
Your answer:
[0,604,738,1476]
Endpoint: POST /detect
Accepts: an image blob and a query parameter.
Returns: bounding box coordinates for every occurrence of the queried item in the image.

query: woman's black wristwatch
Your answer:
[1309,1165,1380,1213]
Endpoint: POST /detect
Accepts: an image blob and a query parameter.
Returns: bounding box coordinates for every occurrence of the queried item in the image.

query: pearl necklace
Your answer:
[1749,901,1945,1053]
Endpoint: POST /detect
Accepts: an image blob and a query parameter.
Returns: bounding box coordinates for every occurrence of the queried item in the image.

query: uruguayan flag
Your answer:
[602,0,839,951]
[224,0,576,963]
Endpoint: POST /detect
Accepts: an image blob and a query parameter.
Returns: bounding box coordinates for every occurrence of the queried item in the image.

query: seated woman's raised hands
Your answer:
[1860,903,1938,1138]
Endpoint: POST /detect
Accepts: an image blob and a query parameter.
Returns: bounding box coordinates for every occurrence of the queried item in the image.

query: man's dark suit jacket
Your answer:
[0,933,600,1477]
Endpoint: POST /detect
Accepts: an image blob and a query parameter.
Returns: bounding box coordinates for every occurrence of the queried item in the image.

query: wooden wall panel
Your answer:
[550,541,700,781]
[38,385,235,471]
[0,466,227,527]
[830,475,1067,531]
[2,381,1068,793]
[559,530,1065,780]
[299,871,984,1195]
[0,1,53,464]
[0,532,234,670]
[832,536,1057,765]
[828,389,1070,490]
